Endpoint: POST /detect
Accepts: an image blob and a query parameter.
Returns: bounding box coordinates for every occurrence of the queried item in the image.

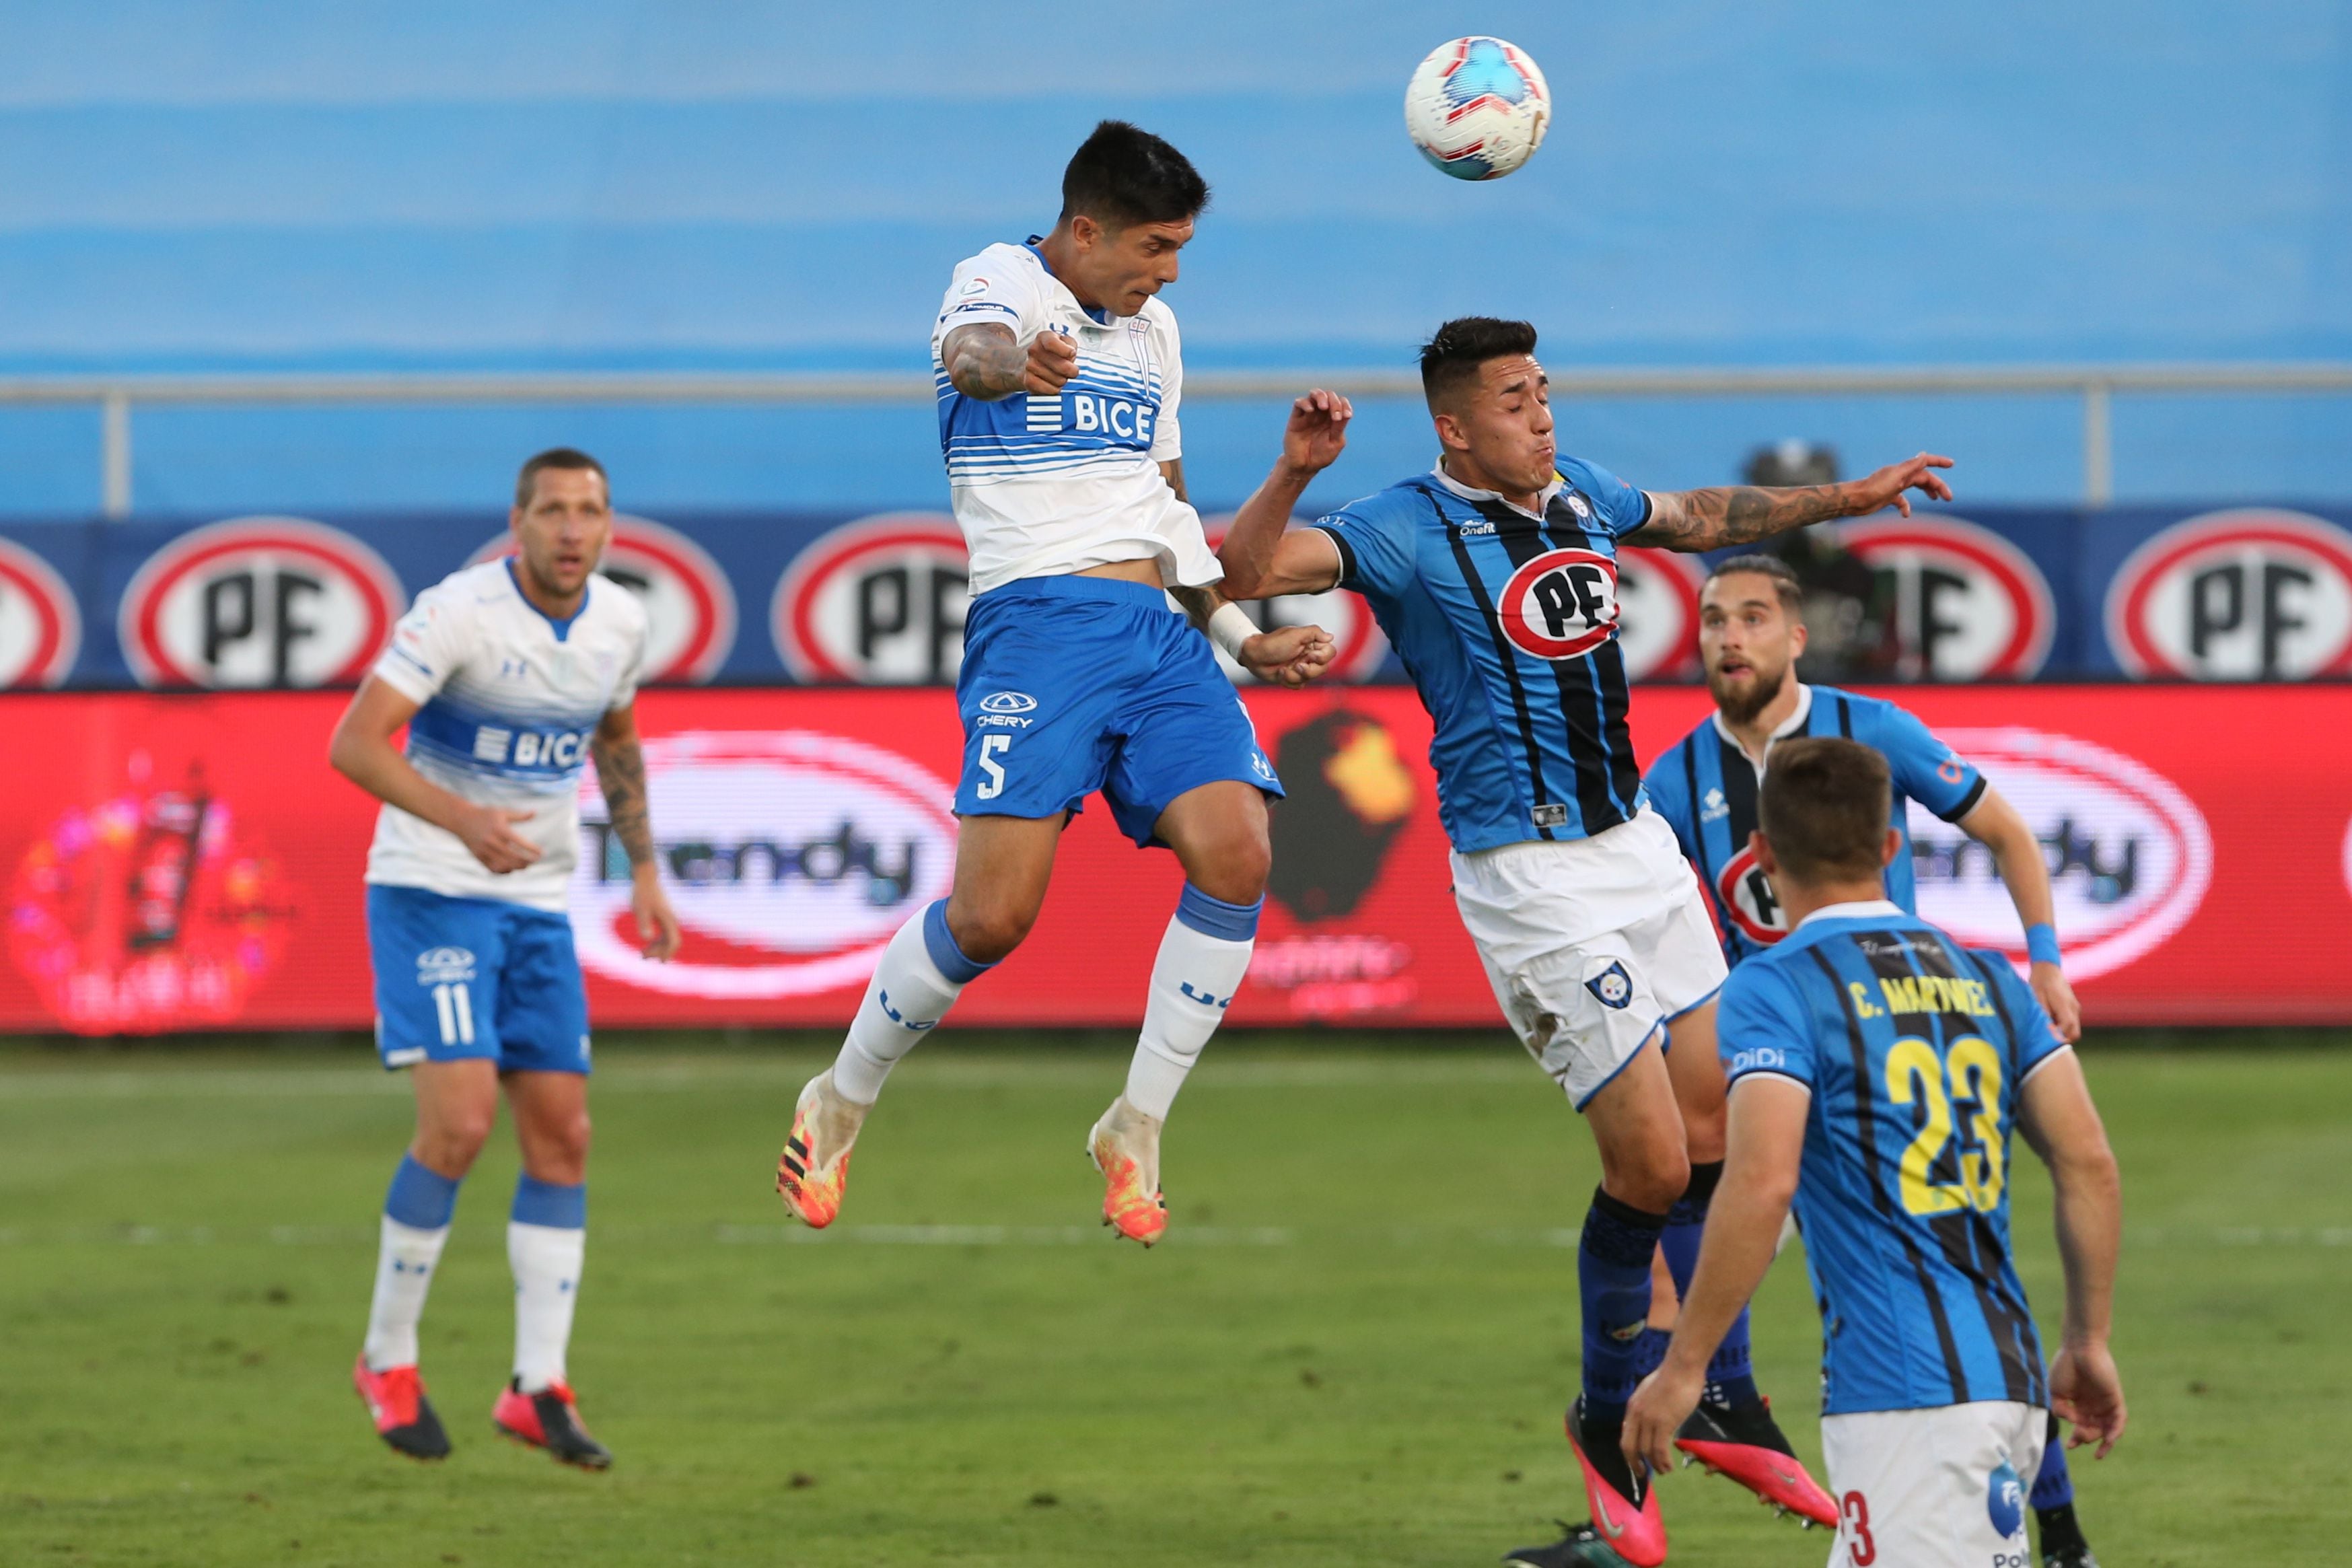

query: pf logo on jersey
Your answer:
[1497,548,1619,660]
[0,536,81,688]
[2105,508,2352,680]
[118,518,405,688]
[1715,843,1787,944]
[470,514,738,683]
[1838,517,2055,680]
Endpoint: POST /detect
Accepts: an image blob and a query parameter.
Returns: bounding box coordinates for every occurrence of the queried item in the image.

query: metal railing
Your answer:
[3,361,2349,518]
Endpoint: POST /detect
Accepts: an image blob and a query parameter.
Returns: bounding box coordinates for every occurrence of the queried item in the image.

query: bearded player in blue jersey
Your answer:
[1217,316,1956,1566]
[1625,737,2125,1568]
[1643,553,2100,1567]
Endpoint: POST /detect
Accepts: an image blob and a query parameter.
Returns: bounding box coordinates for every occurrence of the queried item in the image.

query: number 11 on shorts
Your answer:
[976,734,1011,801]
[431,982,475,1046]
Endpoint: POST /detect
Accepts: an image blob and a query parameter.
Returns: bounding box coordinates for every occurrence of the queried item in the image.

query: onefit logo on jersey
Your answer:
[1837,517,2055,680]
[119,518,404,688]
[569,729,956,998]
[1909,728,2212,983]
[1495,548,1619,660]
[1202,517,1390,684]
[1613,547,1703,681]
[775,513,970,684]
[470,515,738,683]
[1715,843,1787,945]
[0,536,81,688]
[2104,508,2352,680]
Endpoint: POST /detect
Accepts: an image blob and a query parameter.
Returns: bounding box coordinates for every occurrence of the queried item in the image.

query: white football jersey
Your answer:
[365,559,648,913]
[931,239,1221,596]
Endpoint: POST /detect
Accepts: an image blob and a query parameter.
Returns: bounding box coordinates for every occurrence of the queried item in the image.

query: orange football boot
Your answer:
[777,1070,866,1227]
[1086,1096,1167,1247]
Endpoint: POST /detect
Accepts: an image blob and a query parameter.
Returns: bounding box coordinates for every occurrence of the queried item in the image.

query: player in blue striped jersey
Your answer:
[1217,317,1956,1564]
[1643,554,2099,1567]
[1625,738,2125,1568]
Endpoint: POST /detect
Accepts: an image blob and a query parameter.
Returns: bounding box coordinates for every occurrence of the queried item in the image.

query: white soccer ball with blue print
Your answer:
[1404,36,1551,181]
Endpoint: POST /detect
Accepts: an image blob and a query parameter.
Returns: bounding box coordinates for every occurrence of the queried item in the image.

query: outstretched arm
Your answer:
[1625,452,1955,553]
[1159,458,1336,688]
[1217,390,1353,599]
[590,702,682,960]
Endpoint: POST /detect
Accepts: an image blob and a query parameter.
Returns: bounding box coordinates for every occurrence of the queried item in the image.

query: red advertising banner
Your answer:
[2,685,2347,1034]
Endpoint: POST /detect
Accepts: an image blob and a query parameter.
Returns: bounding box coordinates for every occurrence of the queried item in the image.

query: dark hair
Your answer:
[1706,553,1805,615]
[1419,316,1538,409]
[515,447,608,509]
[1059,120,1209,229]
[1758,737,1892,884]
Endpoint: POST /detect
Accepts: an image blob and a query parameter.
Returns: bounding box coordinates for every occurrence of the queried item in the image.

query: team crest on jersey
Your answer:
[415,947,476,986]
[1496,548,1620,661]
[1585,960,1633,1009]
[1563,491,1592,520]
[1716,844,1788,944]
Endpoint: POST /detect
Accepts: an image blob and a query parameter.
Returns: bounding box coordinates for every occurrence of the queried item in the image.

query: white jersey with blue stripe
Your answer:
[930,239,1220,596]
[365,559,647,913]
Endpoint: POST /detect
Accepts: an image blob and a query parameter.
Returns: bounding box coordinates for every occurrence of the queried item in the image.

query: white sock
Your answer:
[1124,886,1260,1120]
[509,1221,587,1393]
[833,900,990,1104]
[363,1216,450,1371]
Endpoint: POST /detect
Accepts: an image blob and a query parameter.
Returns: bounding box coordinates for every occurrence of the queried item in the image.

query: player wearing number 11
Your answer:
[1623,738,2125,1568]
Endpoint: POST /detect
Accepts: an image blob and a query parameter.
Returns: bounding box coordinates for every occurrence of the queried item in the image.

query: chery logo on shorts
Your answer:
[2104,507,2352,680]
[1837,516,2055,680]
[1909,729,2211,983]
[119,517,406,688]
[1496,548,1619,661]
[0,536,81,688]
[415,947,476,986]
[979,691,1036,714]
[569,730,956,999]
[471,515,739,683]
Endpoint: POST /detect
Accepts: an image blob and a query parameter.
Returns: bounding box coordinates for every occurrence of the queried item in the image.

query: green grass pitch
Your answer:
[2,1034,2347,1566]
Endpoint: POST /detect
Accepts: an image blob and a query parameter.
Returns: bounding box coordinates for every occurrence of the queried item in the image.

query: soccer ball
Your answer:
[1404,36,1551,181]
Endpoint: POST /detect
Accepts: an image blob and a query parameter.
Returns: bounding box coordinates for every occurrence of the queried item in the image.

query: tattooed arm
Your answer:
[1625,452,1956,553]
[590,703,682,960]
[940,322,1080,400]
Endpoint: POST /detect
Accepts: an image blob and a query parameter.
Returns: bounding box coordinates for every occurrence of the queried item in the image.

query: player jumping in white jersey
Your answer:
[775,121,1344,1246]
[330,448,682,1466]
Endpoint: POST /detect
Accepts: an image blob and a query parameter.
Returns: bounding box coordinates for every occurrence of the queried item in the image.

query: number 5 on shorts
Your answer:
[976,734,1011,801]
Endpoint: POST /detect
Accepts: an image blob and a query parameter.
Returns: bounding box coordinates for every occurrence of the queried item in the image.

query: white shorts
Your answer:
[1821,1401,2047,1568]
[1452,810,1728,1109]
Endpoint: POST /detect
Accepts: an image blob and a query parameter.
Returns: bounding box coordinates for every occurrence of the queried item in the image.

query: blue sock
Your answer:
[384,1153,461,1230]
[1579,1187,1668,1423]
[511,1174,587,1229]
[1662,1160,1760,1409]
[2030,1414,2075,1509]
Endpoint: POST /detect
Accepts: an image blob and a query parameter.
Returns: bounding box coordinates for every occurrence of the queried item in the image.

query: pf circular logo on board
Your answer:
[1839,516,2054,680]
[1202,515,1390,683]
[0,536,81,688]
[2105,508,2352,680]
[1713,841,1789,945]
[1496,548,1620,661]
[470,514,738,684]
[119,517,405,688]
[569,729,957,998]
[1909,727,2211,982]
[1614,546,1702,681]
[775,513,971,684]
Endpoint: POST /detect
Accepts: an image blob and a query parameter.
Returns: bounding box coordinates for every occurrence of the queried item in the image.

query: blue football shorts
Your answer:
[365,884,592,1074]
[953,575,1284,845]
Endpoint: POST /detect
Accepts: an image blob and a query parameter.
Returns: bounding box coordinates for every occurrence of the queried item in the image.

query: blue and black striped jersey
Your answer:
[1643,686,1986,965]
[1719,902,2068,1416]
[1308,460,1652,852]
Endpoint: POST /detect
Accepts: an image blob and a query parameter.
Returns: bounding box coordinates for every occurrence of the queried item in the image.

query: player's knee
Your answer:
[1181,820,1271,905]
[948,900,1037,965]
[1606,1145,1690,1215]
[1680,1104,1727,1166]
[413,1110,494,1176]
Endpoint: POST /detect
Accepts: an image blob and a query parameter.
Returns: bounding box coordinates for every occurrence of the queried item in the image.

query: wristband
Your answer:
[2025,923,2062,966]
[1207,602,1258,662]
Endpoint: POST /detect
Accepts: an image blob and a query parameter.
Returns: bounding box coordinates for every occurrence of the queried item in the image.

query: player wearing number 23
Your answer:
[1623,738,2125,1568]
